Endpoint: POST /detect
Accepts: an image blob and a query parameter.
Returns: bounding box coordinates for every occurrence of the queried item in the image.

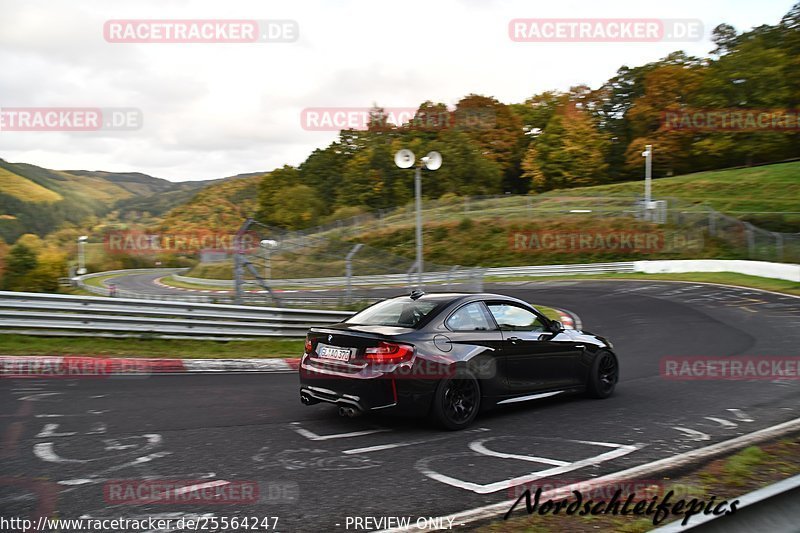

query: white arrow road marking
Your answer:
[673,427,711,441]
[343,428,490,455]
[56,452,173,486]
[35,422,106,438]
[468,439,569,466]
[727,409,754,422]
[86,422,107,434]
[34,434,163,464]
[289,422,390,441]
[35,424,76,438]
[172,480,230,496]
[36,410,109,418]
[704,417,737,428]
[17,392,61,401]
[417,440,640,494]
[34,442,82,463]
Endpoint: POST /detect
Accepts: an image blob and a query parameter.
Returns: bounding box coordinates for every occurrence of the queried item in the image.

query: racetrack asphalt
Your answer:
[1,280,799,532]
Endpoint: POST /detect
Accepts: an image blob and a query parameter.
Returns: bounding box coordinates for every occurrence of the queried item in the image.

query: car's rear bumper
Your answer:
[299,355,437,416]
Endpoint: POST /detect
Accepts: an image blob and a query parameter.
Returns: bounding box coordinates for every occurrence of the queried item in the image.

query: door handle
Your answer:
[508,336,521,344]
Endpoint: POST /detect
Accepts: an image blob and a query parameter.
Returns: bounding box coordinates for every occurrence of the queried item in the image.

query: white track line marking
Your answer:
[34,434,162,464]
[468,439,569,466]
[17,392,61,401]
[672,427,711,441]
[727,408,754,422]
[343,428,490,455]
[417,441,640,494]
[35,424,76,438]
[290,422,389,441]
[704,417,737,428]
[381,416,800,532]
[172,480,230,496]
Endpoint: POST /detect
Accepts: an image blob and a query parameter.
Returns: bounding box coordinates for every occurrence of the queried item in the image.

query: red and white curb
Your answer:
[152,277,282,294]
[0,355,300,377]
[555,308,580,330]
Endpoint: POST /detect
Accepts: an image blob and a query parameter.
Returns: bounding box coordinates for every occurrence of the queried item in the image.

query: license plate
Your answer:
[317,344,352,361]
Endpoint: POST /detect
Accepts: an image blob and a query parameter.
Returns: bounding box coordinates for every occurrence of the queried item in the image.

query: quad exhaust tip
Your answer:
[300,394,319,406]
[338,406,360,418]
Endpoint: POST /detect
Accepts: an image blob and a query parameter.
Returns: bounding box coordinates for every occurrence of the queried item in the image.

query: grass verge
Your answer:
[482,435,800,532]
[0,334,304,359]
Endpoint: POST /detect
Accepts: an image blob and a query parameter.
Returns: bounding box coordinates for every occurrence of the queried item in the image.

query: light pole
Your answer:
[394,149,442,288]
[259,239,278,280]
[642,144,653,205]
[77,235,88,275]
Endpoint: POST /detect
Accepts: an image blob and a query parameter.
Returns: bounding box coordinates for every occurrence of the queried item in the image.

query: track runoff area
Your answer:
[0,279,798,532]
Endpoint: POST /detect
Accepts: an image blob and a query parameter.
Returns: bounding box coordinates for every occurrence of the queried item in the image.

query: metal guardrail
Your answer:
[171,262,635,289]
[650,473,800,532]
[486,262,637,278]
[0,291,353,340]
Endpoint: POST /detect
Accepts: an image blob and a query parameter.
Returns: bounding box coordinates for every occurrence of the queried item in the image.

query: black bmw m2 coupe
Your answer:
[299,292,618,429]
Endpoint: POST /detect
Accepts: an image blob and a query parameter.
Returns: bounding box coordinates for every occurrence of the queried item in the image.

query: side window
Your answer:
[446,302,494,332]
[487,303,546,332]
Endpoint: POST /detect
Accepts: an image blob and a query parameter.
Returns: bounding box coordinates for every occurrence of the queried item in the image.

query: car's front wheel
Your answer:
[431,370,481,430]
[586,350,619,399]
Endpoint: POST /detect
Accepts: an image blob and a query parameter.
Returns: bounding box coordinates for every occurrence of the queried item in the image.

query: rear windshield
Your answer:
[346,299,439,328]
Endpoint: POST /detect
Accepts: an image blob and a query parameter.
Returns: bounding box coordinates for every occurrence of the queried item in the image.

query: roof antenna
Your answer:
[409,289,425,300]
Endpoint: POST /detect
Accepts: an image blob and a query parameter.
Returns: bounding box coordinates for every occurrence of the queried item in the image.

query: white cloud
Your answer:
[0,0,794,181]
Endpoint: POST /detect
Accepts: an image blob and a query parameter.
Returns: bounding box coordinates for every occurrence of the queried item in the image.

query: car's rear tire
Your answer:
[586,350,619,399]
[431,370,481,430]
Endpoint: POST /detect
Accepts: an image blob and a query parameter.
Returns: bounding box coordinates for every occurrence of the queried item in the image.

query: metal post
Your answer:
[644,144,652,205]
[345,244,363,304]
[708,209,716,236]
[744,222,755,258]
[415,165,423,288]
[447,265,460,291]
[233,219,253,305]
[774,232,784,262]
[233,236,243,305]
[77,236,88,275]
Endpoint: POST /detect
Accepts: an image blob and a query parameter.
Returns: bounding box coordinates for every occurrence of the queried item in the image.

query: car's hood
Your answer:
[560,328,613,349]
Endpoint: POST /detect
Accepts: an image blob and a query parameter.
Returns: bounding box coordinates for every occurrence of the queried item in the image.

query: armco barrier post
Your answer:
[345,244,363,305]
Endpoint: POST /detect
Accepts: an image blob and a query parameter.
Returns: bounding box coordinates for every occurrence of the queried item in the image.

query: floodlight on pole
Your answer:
[642,145,653,208]
[77,235,88,275]
[394,149,442,288]
[260,239,278,280]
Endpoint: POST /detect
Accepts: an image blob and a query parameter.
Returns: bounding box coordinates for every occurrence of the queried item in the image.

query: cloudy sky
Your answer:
[0,0,795,181]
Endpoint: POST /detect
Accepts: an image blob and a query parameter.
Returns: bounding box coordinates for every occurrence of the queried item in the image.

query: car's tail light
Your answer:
[304,336,313,354]
[364,342,414,363]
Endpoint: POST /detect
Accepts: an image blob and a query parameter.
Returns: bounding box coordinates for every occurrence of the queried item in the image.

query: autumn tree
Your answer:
[523,102,610,191]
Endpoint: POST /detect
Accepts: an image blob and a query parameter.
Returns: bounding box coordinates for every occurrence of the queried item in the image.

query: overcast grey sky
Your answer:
[0,0,795,181]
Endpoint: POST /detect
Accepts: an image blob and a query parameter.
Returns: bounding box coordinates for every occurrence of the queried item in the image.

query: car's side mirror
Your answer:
[549,320,564,333]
